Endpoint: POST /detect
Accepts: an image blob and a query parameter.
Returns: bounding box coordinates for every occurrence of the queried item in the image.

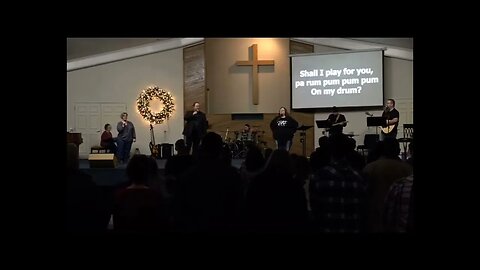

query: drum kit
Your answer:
[218,126,267,159]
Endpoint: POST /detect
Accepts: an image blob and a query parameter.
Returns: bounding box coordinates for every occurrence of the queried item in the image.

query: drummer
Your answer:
[241,124,251,140]
[237,123,256,142]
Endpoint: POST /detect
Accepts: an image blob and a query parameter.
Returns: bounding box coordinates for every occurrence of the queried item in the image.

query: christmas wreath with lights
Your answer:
[137,86,175,124]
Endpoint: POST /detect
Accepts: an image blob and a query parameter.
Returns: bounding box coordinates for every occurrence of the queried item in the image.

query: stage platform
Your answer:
[78,158,245,187]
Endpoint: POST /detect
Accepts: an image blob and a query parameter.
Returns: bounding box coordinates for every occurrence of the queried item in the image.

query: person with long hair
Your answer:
[269,107,298,152]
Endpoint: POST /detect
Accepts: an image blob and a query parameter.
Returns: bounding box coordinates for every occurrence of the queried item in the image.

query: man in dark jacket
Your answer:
[183,102,208,156]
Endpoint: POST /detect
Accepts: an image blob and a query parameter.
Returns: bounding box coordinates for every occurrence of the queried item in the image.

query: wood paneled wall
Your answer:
[183,43,206,112]
[290,40,314,55]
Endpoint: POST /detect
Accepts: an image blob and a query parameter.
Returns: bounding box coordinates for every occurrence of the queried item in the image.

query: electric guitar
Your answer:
[332,120,348,126]
[381,123,397,134]
[325,121,348,133]
[149,124,159,158]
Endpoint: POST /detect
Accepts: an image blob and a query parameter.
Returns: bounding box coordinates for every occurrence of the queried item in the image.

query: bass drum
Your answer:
[226,141,239,157]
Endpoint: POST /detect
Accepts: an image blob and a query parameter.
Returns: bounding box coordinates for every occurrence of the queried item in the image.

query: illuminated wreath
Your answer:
[136,86,175,124]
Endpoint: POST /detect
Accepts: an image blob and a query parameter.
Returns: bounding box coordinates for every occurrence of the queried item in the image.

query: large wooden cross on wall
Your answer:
[235,44,275,105]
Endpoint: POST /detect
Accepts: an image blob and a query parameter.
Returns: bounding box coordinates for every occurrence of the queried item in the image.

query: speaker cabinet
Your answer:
[159,143,174,159]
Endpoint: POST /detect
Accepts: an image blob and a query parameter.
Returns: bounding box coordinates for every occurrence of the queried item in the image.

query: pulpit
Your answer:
[66,132,83,147]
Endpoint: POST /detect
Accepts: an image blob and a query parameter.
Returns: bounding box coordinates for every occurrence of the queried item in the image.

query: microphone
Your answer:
[365,112,373,117]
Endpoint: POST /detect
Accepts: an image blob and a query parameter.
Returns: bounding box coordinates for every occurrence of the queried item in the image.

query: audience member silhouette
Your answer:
[363,137,413,232]
[367,140,383,164]
[383,174,414,232]
[66,143,108,233]
[146,156,169,200]
[290,154,311,186]
[165,139,193,196]
[173,132,242,232]
[220,142,233,167]
[345,137,366,172]
[245,150,308,232]
[309,133,367,233]
[239,145,266,197]
[315,135,329,152]
[112,154,168,233]
[310,147,331,173]
[406,141,414,167]
[264,148,273,161]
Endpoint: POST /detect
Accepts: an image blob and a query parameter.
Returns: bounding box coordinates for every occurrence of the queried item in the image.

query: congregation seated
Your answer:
[66,131,416,234]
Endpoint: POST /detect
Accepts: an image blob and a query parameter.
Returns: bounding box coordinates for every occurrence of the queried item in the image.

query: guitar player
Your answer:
[327,106,347,135]
[381,99,400,140]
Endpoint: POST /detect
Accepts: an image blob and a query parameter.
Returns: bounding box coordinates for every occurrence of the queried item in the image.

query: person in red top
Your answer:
[101,123,117,154]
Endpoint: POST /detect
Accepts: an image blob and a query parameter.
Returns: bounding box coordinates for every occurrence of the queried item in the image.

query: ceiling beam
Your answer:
[67,38,204,72]
[291,38,413,61]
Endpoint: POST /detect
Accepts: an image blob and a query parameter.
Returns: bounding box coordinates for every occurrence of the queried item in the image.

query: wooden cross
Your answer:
[235,44,274,105]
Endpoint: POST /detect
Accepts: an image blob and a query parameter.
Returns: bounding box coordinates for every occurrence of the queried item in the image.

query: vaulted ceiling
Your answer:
[67,38,413,61]
[67,38,171,60]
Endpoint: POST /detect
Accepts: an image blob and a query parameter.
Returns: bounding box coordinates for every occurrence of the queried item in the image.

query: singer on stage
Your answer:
[381,99,400,139]
[183,101,208,156]
[117,112,136,164]
[270,107,298,151]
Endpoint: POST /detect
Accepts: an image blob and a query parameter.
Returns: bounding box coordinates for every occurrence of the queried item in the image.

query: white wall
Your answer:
[67,49,184,157]
[312,44,413,149]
